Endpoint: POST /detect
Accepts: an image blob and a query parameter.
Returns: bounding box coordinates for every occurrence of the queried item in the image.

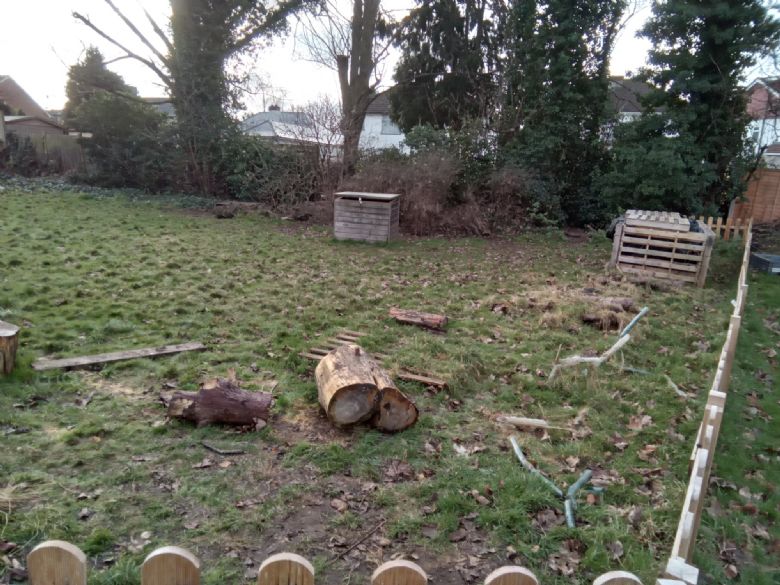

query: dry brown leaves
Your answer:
[547,539,585,576]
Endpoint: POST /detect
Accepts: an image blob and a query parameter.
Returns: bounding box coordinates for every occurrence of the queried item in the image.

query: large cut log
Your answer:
[367,360,419,432]
[165,377,272,428]
[315,344,381,426]
[388,308,448,331]
[0,320,20,376]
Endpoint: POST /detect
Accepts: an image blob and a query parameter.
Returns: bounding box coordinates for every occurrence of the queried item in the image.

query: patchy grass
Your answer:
[0,187,772,585]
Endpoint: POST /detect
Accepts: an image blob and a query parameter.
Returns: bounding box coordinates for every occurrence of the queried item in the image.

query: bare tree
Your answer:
[297,1,393,175]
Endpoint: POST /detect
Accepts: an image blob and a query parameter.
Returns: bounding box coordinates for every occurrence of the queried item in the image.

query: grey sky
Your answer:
[0,0,651,113]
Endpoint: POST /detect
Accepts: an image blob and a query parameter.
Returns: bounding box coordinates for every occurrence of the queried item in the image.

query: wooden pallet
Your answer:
[625,209,690,232]
[610,215,715,288]
[299,330,447,390]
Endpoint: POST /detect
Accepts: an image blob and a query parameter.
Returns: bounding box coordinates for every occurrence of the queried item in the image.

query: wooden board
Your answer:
[336,191,401,202]
[622,225,707,242]
[33,342,206,371]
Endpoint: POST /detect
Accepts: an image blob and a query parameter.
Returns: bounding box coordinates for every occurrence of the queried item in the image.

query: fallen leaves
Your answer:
[547,539,584,576]
[383,459,414,483]
[627,414,653,431]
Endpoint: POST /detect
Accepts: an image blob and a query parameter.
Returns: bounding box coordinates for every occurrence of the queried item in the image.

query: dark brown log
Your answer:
[166,378,272,428]
[0,320,20,376]
[389,308,448,331]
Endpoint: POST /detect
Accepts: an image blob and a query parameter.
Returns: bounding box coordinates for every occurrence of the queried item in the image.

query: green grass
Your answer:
[0,187,774,585]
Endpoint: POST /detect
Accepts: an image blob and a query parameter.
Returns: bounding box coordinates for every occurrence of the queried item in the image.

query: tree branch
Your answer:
[102,0,170,67]
[141,5,174,54]
[228,0,311,56]
[72,11,173,88]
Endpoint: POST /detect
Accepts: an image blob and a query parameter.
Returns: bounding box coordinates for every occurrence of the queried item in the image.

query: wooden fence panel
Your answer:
[732,168,780,223]
[27,541,87,585]
[141,546,200,585]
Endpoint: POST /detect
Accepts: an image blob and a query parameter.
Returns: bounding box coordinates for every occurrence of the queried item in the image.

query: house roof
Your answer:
[0,76,51,120]
[748,78,780,96]
[4,115,64,130]
[365,93,391,116]
[242,110,313,132]
[608,77,652,114]
[241,111,341,146]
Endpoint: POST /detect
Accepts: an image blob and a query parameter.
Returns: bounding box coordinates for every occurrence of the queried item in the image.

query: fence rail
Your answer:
[659,227,752,585]
[696,216,752,241]
[26,540,664,585]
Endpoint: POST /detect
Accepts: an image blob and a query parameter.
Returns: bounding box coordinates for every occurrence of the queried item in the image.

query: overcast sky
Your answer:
[0,0,652,114]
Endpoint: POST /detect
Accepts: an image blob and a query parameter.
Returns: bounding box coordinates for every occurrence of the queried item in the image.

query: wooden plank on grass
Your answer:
[33,342,206,371]
[397,371,447,389]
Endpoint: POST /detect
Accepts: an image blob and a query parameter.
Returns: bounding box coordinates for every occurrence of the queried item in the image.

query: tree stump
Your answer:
[315,344,418,431]
[0,320,20,376]
[165,377,272,428]
[389,308,448,331]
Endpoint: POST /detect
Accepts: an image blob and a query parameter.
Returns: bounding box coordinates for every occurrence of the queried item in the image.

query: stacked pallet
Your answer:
[610,210,715,287]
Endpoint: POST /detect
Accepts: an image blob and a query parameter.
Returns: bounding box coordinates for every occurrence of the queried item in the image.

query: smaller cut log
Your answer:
[315,344,380,426]
[367,360,418,432]
[389,308,448,331]
[166,377,272,428]
[0,320,20,376]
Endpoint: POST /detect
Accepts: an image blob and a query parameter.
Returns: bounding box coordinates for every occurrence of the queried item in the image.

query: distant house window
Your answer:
[381,115,401,135]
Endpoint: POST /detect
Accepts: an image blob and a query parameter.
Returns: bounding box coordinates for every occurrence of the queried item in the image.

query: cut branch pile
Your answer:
[315,344,418,432]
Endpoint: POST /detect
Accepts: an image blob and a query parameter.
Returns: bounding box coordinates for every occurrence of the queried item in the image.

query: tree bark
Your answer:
[389,308,448,331]
[0,321,20,376]
[315,344,380,425]
[166,378,273,427]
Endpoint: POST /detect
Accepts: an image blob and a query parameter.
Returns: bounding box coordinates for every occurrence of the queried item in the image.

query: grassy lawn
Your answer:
[0,186,775,585]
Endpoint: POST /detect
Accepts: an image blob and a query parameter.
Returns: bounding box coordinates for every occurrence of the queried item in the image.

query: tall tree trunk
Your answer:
[170,0,232,195]
[338,0,380,176]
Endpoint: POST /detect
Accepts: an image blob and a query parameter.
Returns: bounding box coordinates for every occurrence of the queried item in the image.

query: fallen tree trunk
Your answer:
[315,344,417,431]
[166,378,272,428]
[0,320,20,376]
[389,308,448,331]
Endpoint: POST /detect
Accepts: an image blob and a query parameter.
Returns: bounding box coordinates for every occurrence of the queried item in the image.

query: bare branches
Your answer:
[72,10,172,88]
[103,0,170,67]
[140,4,174,55]
[228,0,312,56]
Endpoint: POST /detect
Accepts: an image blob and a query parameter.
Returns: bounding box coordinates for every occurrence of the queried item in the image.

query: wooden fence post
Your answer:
[0,320,19,376]
[484,566,539,585]
[27,540,87,585]
[141,546,200,585]
[593,571,643,584]
[371,560,427,585]
[257,553,314,585]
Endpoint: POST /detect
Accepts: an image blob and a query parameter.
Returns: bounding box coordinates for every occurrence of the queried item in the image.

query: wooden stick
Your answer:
[328,518,387,564]
[496,415,570,432]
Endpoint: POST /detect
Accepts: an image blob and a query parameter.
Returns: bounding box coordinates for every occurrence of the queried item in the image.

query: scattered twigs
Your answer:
[201,441,246,456]
[619,306,649,338]
[327,518,387,565]
[496,415,570,433]
[508,437,564,498]
[548,334,632,382]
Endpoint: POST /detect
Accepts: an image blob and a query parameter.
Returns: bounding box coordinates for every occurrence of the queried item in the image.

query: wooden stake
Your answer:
[0,320,20,376]
[28,541,87,585]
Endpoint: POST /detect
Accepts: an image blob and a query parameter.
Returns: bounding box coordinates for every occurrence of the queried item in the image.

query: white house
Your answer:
[359,94,406,152]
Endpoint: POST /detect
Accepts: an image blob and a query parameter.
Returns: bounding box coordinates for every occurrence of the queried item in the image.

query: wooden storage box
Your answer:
[334,192,400,243]
[610,210,715,287]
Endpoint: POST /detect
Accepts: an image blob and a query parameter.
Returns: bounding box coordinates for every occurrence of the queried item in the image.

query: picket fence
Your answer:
[25,540,656,585]
[658,225,752,585]
[696,216,752,241]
